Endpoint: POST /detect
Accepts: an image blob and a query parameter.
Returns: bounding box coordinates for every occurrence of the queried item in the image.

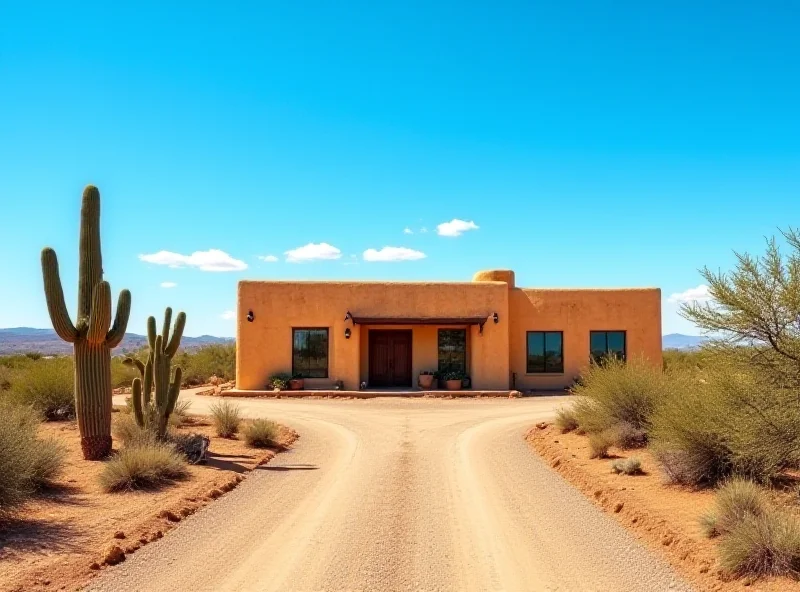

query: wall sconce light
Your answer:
[344,312,352,322]
[344,328,352,339]
[492,312,499,324]
[246,310,254,323]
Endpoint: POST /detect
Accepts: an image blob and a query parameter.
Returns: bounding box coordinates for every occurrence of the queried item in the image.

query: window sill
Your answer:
[524,373,566,376]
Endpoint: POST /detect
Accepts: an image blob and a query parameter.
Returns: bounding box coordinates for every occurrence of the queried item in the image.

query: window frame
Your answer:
[437,328,467,375]
[589,330,627,363]
[291,327,330,378]
[526,331,564,374]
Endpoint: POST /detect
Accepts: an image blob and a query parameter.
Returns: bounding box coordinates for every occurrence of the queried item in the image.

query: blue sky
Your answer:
[1,1,798,337]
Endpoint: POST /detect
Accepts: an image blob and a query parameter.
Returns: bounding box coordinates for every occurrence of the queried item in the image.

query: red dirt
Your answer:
[526,423,800,592]
[0,418,297,592]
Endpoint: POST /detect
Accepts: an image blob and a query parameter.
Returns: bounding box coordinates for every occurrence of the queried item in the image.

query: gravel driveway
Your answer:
[87,394,693,592]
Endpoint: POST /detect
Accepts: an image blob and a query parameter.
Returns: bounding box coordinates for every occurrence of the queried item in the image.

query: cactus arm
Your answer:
[147,316,157,350]
[161,307,173,347]
[131,377,145,427]
[41,248,78,342]
[106,289,131,348]
[166,366,182,417]
[143,358,153,406]
[123,356,145,378]
[77,186,103,321]
[87,281,112,344]
[165,311,186,357]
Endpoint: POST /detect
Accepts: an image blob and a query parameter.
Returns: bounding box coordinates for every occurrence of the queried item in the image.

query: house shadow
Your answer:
[0,515,82,556]
[257,463,319,472]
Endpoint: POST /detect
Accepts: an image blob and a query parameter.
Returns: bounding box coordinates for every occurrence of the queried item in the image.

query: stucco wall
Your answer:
[237,281,509,391]
[508,288,662,391]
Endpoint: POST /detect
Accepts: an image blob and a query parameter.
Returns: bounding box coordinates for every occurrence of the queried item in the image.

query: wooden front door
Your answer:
[368,330,412,387]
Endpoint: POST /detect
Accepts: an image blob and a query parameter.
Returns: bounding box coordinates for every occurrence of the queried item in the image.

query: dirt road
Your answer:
[88,395,692,592]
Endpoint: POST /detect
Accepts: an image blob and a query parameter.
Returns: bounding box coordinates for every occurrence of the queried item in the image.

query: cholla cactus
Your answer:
[41,185,131,460]
[126,308,185,438]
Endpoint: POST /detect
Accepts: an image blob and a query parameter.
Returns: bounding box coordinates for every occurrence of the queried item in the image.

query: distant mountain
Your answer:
[0,328,233,355]
[662,333,708,350]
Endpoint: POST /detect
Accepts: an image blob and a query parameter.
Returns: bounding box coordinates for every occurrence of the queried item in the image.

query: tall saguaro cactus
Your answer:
[126,308,185,438]
[41,185,131,460]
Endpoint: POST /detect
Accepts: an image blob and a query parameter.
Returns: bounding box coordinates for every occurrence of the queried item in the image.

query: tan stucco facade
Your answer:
[236,270,662,392]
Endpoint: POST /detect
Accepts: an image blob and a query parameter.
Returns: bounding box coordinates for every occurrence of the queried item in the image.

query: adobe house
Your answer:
[235,270,662,392]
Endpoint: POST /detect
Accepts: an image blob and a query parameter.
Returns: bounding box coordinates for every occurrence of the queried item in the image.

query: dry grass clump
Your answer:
[610,457,643,475]
[588,430,615,459]
[0,403,65,513]
[210,400,242,438]
[700,478,769,538]
[243,419,280,448]
[99,441,188,492]
[113,412,158,447]
[719,510,800,579]
[554,406,579,433]
[6,358,74,420]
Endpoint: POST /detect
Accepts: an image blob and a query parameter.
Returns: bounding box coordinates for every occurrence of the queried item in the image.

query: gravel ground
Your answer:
[87,395,693,592]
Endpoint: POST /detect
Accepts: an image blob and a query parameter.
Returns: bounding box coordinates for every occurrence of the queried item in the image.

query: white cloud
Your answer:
[139,249,247,272]
[220,310,236,320]
[285,242,342,263]
[403,227,413,234]
[160,282,177,288]
[436,219,479,237]
[259,255,279,263]
[363,246,427,262]
[667,285,712,304]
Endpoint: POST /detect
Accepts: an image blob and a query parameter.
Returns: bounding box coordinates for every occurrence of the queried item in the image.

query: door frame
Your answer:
[368,329,413,388]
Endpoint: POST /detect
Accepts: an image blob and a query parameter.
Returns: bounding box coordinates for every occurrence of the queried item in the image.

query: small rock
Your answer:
[150,531,163,542]
[124,543,140,554]
[614,502,624,513]
[179,506,194,517]
[535,422,548,430]
[208,488,223,499]
[593,490,603,498]
[113,531,126,540]
[662,534,674,546]
[159,510,181,522]
[139,536,149,544]
[550,458,561,468]
[89,562,101,571]
[103,545,125,566]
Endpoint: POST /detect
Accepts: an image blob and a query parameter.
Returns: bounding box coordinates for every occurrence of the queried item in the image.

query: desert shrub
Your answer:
[110,357,138,389]
[113,412,158,447]
[267,373,291,390]
[554,406,579,433]
[608,421,648,449]
[0,366,13,391]
[168,432,209,464]
[7,357,74,419]
[210,400,242,438]
[651,362,800,486]
[167,398,193,427]
[0,403,66,513]
[588,430,616,459]
[571,357,674,439]
[610,457,643,475]
[176,344,236,386]
[718,510,800,579]
[99,441,188,492]
[700,478,769,539]
[243,419,280,448]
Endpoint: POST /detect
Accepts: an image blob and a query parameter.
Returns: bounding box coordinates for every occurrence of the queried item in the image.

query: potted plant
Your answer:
[444,371,464,391]
[267,372,291,391]
[462,374,471,389]
[418,370,436,390]
[289,373,305,390]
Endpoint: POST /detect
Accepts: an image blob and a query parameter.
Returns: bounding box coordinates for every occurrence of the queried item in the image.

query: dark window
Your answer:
[527,331,564,373]
[438,329,466,374]
[292,328,329,378]
[590,331,626,363]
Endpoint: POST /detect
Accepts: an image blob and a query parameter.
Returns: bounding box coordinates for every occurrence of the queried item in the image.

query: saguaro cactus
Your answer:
[126,308,185,438]
[41,185,131,460]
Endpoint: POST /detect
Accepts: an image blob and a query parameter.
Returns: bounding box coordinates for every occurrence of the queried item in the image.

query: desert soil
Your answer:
[84,393,693,592]
[527,423,800,592]
[0,415,296,592]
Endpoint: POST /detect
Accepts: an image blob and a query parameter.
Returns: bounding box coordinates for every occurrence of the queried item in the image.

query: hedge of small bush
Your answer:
[210,400,242,438]
[3,357,74,419]
[99,441,188,492]
[243,419,280,448]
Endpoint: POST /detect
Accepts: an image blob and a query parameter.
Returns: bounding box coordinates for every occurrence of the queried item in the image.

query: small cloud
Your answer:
[285,242,342,263]
[259,255,279,263]
[221,310,236,320]
[668,285,712,304]
[139,249,247,272]
[436,219,479,237]
[160,282,177,288]
[403,227,413,235]
[363,246,427,262]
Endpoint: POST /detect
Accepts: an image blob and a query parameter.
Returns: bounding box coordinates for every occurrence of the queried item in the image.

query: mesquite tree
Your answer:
[681,228,800,386]
[41,186,131,459]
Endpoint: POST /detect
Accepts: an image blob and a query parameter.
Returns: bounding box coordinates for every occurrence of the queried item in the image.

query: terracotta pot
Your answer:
[418,374,435,390]
[288,378,305,390]
[446,379,462,391]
